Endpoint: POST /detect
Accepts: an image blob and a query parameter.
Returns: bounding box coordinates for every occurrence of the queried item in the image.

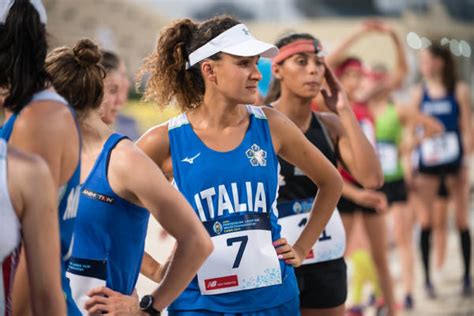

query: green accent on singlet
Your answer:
[375,103,404,182]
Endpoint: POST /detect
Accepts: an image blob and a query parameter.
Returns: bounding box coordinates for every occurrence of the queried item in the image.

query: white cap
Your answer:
[186,24,278,69]
[0,0,48,25]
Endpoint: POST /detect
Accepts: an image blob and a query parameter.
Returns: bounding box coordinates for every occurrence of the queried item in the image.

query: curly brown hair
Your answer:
[45,39,106,117]
[137,15,240,111]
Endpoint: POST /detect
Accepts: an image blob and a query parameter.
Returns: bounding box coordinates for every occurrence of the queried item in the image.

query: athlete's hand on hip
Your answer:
[273,238,306,267]
[354,189,388,213]
[85,286,144,316]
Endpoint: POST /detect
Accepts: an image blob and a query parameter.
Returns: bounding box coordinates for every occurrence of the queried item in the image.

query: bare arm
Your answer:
[341,180,388,213]
[397,104,444,137]
[384,25,408,91]
[115,141,213,311]
[320,65,383,189]
[10,150,66,316]
[456,82,472,154]
[265,107,342,265]
[137,124,173,176]
[409,85,424,111]
[325,24,369,69]
[140,252,169,284]
[8,100,79,187]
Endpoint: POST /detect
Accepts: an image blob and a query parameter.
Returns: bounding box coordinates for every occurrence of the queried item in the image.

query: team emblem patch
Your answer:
[293,201,302,214]
[246,144,267,167]
[213,221,223,235]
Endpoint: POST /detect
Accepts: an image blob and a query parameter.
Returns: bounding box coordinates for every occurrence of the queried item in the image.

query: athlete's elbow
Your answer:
[201,234,214,258]
[359,172,384,190]
[190,229,214,260]
[31,288,66,316]
[334,172,343,196]
[324,170,343,198]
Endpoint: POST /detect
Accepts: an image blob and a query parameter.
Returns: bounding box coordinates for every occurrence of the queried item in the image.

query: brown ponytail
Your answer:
[428,43,457,94]
[138,15,240,111]
[45,39,105,116]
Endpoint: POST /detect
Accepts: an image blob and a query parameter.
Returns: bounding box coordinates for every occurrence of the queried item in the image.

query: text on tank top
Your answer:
[277,113,346,264]
[167,105,298,312]
[66,134,149,315]
[418,86,463,168]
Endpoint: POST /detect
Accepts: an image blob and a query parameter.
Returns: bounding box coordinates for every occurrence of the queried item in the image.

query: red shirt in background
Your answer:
[339,102,376,184]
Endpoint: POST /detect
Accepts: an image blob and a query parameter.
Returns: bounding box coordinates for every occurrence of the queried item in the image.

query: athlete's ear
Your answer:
[201,60,217,84]
[272,63,283,81]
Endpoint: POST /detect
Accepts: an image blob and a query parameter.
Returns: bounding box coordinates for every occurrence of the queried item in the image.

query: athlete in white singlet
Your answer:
[0,139,65,315]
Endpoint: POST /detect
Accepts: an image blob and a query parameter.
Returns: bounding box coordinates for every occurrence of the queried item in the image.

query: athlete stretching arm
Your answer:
[456,82,472,155]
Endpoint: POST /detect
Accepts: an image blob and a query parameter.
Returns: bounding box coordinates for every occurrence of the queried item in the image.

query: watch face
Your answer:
[140,295,152,309]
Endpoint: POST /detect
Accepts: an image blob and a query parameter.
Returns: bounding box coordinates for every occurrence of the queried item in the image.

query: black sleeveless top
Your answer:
[278,113,338,202]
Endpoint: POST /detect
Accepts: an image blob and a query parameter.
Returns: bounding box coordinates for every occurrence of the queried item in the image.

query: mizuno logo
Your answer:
[181,153,201,164]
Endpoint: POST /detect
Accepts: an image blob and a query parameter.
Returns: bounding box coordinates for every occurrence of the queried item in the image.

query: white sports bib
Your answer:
[278,198,346,264]
[377,142,399,176]
[66,258,107,314]
[197,213,282,295]
[421,132,459,167]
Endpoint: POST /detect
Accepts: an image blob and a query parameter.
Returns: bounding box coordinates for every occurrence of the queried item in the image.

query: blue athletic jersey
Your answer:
[66,133,149,314]
[418,86,463,170]
[168,105,298,313]
[0,113,16,141]
[0,90,81,315]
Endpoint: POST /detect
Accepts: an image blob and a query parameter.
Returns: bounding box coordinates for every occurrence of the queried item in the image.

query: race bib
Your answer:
[197,213,282,295]
[66,257,107,314]
[377,142,398,176]
[278,198,346,264]
[421,132,460,167]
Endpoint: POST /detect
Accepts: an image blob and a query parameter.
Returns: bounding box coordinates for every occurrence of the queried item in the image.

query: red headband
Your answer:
[335,59,364,77]
[272,40,323,65]
[365,70,388,81]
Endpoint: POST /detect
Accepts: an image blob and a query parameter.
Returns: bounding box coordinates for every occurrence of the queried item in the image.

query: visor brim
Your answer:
[222,38,279,58]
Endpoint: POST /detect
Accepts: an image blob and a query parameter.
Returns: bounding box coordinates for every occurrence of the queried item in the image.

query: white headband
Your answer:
[0,0,47,25]
[186,23,278,69]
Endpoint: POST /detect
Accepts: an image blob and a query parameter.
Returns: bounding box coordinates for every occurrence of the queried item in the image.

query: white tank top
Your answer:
[0,139,21,316]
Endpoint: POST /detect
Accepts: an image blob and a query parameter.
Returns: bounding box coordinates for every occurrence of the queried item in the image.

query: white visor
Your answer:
[186,24,278,69]
[0,0,47,24]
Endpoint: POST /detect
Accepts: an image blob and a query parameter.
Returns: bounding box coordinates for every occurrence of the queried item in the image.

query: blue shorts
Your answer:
[167,297,300,316]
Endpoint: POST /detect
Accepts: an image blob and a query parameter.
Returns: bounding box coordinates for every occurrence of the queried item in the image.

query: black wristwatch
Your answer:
[139,295,160,315]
